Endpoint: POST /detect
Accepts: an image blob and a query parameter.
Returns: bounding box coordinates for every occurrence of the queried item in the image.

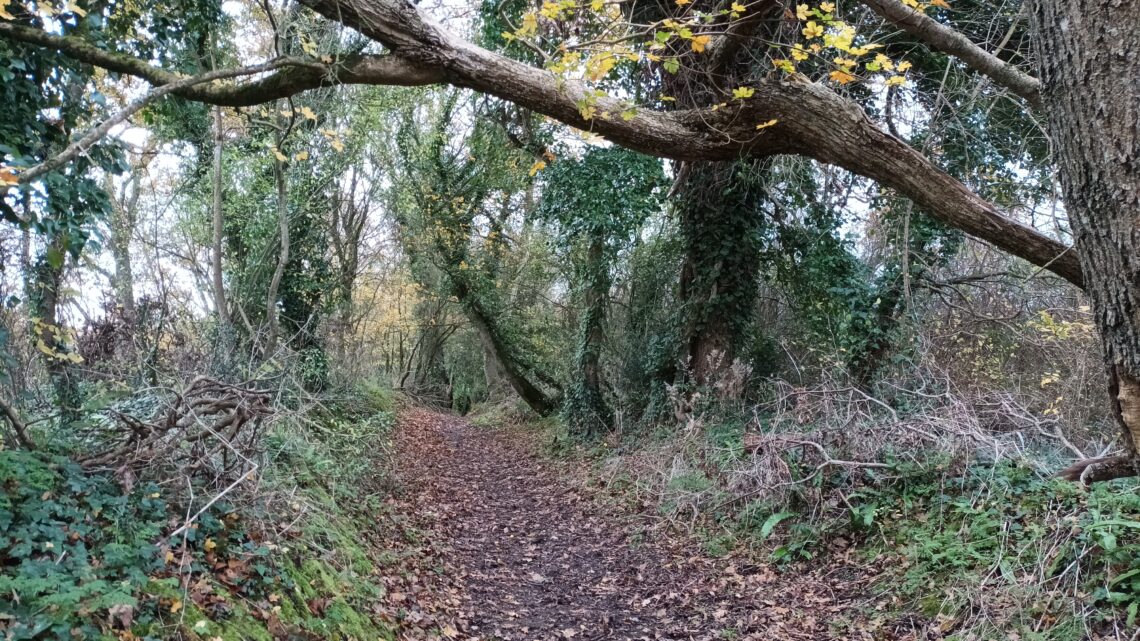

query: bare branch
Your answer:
[14,59,300,186]
[0,22,443,106]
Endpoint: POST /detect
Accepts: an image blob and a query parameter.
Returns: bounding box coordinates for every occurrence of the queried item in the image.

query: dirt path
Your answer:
[392,408,894,641]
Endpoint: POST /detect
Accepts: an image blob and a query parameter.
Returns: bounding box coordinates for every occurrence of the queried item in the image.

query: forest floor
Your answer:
[390,408,916,641]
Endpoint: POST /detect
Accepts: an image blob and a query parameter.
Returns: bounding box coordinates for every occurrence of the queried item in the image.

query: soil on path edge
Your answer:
[391,408,903,641]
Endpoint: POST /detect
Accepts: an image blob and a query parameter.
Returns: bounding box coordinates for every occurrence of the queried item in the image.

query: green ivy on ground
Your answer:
[0,383,409,641]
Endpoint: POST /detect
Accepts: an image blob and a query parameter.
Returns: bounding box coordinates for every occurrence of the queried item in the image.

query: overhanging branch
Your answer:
[857,0,1042,107]
[0,22,442,107]
[0,2,1081,287]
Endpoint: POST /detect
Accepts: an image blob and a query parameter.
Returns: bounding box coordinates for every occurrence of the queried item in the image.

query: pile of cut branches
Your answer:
[79,376,272,487]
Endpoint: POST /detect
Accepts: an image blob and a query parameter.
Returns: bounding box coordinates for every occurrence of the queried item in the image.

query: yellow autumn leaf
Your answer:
[300,106,317,120]
[676,0,691,5]
[204,538,217,551]
[731,86,755,99]
[833,57,857,69]
[0,166,18,186]
[731,2,746,12]
[165,550,175,564]
[930,0,950,6]
[802,21,823,39]
[331,138,345,152]
[819,1,835,12]
[0,0,14,20]
[829,69,856,84]
[690,35,711,52]
[518,12,538,36]
[772,58,795,73]
[270,146,288,162]
[896,60,913,72]
[885,75,907,87]
[528,160,547,176]
[756,119,778,130]
[795,3,809,19]
[170,599,183,614]
[294,150,310,161]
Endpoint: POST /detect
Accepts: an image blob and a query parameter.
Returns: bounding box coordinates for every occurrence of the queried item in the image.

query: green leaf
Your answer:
[759,511,796,539]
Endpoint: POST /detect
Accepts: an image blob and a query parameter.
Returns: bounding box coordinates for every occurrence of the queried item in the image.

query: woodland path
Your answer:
[390,408,905,641]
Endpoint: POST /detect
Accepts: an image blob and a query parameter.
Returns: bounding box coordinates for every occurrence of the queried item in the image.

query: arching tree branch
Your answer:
[0,0,1082,287]
[856,0,1042,107]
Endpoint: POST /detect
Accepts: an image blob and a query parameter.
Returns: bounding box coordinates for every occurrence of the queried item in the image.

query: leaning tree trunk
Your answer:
[1032,0,1140,482]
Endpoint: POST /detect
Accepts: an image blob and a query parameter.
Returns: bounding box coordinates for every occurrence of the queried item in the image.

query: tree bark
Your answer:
[107,172,138,317]
[1031,0,1140,481]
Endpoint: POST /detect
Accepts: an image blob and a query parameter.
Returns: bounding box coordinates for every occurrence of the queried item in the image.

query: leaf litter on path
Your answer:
[390,408,922,641]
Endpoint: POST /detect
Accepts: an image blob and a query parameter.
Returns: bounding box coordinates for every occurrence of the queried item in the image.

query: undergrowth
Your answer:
[539,381,1140,640]
[0,379,414,641]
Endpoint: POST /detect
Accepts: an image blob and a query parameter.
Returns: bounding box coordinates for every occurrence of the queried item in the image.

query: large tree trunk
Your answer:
[1032,0,1140,482]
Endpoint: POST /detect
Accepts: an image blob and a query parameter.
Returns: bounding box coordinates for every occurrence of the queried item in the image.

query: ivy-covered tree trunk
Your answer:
[567,235,612,436]
[1032,0,1140,481]
[27,242,81,424]
[675,161,765,386]
[451,273,556,415]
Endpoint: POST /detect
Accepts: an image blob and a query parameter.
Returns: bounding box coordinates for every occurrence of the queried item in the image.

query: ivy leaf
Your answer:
[731,86,755,99]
